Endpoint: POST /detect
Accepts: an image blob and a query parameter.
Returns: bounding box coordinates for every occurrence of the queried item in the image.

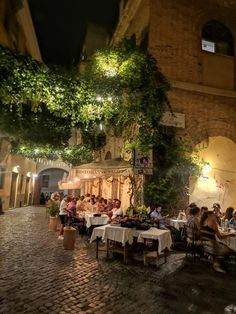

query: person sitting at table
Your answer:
[83,198,93,212]
[212,203,223,225]
[186,206,201,246]
[151,204,168,229]
[223,207,234,223]
[229,211,236,228]
[200,206,208,218]
[110,199,123,219]
[184,202,197,220]
[76,196,85,211]
[200,211,235,273]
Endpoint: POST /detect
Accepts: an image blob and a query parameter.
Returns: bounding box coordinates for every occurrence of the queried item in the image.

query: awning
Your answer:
[58,158,132,189]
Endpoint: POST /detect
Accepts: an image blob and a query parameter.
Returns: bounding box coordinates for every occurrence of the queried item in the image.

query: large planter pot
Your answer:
[48,216,58,231]
[63,226,76,250]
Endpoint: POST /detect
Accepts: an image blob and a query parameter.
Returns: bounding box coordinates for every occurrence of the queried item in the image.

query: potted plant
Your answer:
[62,211,76,250]
[47,200,59,231]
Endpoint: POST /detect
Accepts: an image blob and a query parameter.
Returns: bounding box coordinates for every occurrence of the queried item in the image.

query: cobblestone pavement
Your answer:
[0,206,236,314]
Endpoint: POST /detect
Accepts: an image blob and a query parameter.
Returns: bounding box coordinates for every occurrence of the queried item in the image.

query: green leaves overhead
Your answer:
[11,142,93,166]
[0,41,170,153]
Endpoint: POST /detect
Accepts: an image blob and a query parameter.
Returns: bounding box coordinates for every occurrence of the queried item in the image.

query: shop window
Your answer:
[202,20,234,56]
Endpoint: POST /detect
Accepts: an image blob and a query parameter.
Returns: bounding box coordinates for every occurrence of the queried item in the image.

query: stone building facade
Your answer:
[111,0,236,210]
[0,0,42,210]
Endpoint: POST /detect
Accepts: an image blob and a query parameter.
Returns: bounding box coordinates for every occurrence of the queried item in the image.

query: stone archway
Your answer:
[184,119,236,148]
[34,167,69,204]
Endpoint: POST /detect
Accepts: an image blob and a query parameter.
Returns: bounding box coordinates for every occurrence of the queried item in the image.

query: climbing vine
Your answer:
[0,41,200,207]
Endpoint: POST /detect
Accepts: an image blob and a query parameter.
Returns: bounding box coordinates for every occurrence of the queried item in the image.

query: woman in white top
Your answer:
[111,200,123,219]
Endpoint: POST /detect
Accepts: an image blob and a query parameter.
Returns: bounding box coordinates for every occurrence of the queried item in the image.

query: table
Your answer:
[84,213,109,228]
[137,227,173,254]
[169,219,186,230]
[90,225,173,264]
[217,229,236,252]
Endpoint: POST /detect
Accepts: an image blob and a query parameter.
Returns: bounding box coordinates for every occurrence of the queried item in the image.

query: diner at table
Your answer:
[53,190,235,272]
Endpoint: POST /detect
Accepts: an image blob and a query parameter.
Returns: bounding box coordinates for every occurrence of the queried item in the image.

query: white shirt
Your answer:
[59,199,68,215]
[112,207,123,219]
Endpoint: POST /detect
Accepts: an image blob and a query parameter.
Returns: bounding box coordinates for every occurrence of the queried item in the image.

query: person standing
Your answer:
[58,195,69,240]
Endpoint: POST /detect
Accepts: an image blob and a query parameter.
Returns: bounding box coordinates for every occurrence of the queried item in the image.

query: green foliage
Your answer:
[144,126,202,209]
[0,42,201,208]
[47,200,59,217]
[11,142,93,166]
[0,103,71,146]
[84,39,171,150]
[60,145,93,166]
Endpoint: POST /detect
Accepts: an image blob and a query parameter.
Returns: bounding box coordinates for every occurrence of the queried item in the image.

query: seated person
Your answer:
[200,206,208,218]
[110,200,123,219]
[229,211,236,228]
[212,203,222,225]
[186,206,201,245]
[184,202,197,220]
[76,196,85,211]
[223,207,234,223]
[150,204,168,229]
[200,211,235,273]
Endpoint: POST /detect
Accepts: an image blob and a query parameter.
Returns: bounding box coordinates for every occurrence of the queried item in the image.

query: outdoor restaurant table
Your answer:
[217,229,236,252]
[102,225,134,246]
[84,213,109,228]
[137,227,172,254]
[169,218,187,230]
[90,225,173,264]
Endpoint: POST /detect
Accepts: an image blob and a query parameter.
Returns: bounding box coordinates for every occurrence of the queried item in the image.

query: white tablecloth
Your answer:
[85,213,109,228]
[169,219,186,230]
[137,227,172,254]
[102,225,133,246]
[90,225,108,243]
[90,225,172,252]
[217,230,236,252]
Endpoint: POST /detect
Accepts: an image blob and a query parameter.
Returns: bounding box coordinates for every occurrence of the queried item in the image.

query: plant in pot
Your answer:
[47,200,59,231]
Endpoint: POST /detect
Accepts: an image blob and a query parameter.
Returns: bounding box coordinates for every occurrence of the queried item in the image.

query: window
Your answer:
[201,20,234,56]
[42,175,50,188]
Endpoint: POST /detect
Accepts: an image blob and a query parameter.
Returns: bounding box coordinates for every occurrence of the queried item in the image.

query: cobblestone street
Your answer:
[0,206,236,314]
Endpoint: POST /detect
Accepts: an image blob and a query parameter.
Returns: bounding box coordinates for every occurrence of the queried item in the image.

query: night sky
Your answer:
[29,0,119,66]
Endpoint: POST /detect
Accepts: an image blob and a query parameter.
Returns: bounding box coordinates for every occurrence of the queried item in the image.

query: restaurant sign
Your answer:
[160,111,185,128]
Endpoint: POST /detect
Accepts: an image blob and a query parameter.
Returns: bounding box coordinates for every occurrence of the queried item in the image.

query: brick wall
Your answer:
[149,0,236,85]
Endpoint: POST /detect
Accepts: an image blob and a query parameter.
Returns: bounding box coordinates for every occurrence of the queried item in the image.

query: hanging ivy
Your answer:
[0,40,200,207]
[11,141,93,166]
[0,41,170,152]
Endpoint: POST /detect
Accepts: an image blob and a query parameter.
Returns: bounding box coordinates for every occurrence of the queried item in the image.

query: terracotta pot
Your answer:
[63,227,76,250]
[48,216,58,231]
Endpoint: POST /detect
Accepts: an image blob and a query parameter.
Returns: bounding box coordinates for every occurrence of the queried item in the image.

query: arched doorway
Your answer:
[35,168,69,204]
[189,136,236,211]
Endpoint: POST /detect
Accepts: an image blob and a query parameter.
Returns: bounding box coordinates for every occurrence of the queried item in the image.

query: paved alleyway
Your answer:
[0,206,236,314]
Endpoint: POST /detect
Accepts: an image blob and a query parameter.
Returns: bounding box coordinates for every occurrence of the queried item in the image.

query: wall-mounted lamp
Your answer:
[202,163,212,176]
[12,165,20,173]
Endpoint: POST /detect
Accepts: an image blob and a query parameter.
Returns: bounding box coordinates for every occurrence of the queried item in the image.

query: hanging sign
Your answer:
[160,111,185,128]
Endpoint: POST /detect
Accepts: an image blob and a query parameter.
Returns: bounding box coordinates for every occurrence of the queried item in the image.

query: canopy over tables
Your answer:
[58,158,134,210]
